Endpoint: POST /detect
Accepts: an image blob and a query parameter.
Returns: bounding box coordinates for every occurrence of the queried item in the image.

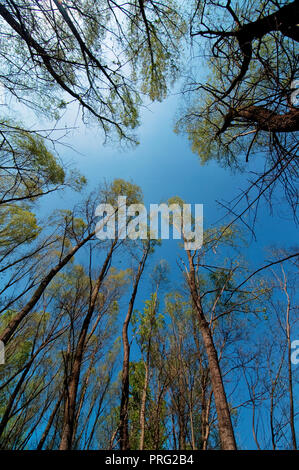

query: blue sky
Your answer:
[35,89,298,270]
[11,84,298,450]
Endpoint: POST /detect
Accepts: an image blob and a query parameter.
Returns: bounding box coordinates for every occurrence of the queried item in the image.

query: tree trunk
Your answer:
[187,251,237,450]
[139,359,149,450]
[119,245,149,450]
[283,273,297,449]
[37,393,63,450]
[198,318,236,450]
[0,230,95,345]
[59,241,115,450]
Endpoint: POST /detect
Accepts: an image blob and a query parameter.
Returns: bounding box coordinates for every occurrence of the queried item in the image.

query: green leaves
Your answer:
[0,205,41,248]
[101,178,144,207]
[0,120,69,206]
[132,293,164,351]
[14,131,65,186]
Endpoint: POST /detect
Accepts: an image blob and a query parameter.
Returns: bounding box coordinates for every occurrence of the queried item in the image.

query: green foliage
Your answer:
[0,122,66,198]
[14,131,65,186]
[0,205,41,247]
[176,0,298,171]
[128,360,167,450]
[132,294,165,354]
[102,178,143,207]
[127,0,185,102]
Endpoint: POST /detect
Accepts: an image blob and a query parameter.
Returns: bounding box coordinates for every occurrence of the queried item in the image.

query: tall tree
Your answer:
[0,0,183,143]
[177,0,299,219]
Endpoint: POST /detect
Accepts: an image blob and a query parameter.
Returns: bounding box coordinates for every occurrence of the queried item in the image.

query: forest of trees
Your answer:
[0,0,298,451]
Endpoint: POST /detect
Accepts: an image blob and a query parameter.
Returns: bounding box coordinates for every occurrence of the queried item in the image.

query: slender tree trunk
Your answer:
[191,310,211,449]
[187,251,237,450]
[86,377,111,449]
[0,362,32,441]
[178,335,186,450]
[287,322,297,449]
[171,412,177,450]
[282,272,297,449]
[268,350,285,451]
[178,408,186,450]
[154,380,166,450]
[153,401,161,449]
[251,388,261,451]
[200,373,212,450]
[59,241,115,450]
[270,384,276,450]
[139,359,149,450]
[72,345,97,444]
[202,391,212,450]
[0,229,96,345]
[139,293,156,450]
[189,386,197,450]
[0,331,60,442]
[200,320,236,449]
[37,393,63,450]
[119,245,150,450]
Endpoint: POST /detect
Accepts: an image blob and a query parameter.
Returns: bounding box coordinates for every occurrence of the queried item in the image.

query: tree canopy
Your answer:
[0,0,298,453]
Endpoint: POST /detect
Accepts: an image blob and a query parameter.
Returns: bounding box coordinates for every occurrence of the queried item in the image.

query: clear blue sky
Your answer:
[13,86,298,449]
[37,90,298,267]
